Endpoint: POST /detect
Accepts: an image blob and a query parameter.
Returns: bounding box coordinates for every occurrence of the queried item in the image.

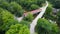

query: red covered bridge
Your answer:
[24,8,42,17]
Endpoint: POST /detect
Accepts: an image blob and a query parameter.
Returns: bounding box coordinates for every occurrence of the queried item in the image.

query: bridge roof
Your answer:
[24,8,42,16]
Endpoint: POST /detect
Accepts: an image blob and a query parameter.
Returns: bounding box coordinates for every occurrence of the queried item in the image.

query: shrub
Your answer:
[20,20,31,28]
[29,4,40,11]
[23,12,34,22]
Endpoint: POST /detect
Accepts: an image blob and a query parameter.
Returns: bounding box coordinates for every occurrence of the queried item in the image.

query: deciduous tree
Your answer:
[0,8,18,31]
[5,24,30,34]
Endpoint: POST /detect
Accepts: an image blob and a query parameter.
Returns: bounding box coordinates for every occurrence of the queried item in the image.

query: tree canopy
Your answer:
[35,18,59,34]
[5,24,30,34]
[56,10,60,27]
[23,12,34,22]
[0,8,18,31]
[48,0,60,9]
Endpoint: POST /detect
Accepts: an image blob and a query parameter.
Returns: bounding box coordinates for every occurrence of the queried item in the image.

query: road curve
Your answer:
[30,1,48,34]
[14,16,24,22]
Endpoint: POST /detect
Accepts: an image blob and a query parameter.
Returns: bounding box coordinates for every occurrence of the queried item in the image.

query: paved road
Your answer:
[15,16,24,22]
[30,1,48,34]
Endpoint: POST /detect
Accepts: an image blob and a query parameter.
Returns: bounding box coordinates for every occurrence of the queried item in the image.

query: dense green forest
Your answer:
[48,0,60,9]
[0,0,46,17]
[0,0,60,34]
